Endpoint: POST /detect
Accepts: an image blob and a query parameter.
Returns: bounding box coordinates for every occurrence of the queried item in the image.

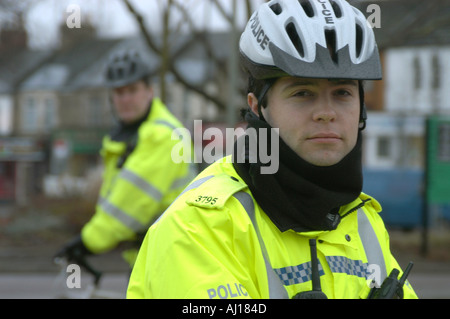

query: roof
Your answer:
[19,37,124,91]
[0,48,52,93]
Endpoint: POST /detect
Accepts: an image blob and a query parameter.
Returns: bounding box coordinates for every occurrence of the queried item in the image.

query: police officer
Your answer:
[127,0,418,299]
[55,50,196,268]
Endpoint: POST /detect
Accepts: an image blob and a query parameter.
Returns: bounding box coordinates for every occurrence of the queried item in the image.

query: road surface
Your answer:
[0,271,449,299]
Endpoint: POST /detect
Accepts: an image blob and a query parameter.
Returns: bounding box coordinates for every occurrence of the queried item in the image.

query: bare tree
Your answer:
[121,0,257,115]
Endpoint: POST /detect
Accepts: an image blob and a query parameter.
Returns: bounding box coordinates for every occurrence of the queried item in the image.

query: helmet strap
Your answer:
[256,79,276,122]
[358,81,367,130]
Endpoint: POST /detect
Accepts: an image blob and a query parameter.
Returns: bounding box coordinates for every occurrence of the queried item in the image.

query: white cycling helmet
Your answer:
[239,0,382,80]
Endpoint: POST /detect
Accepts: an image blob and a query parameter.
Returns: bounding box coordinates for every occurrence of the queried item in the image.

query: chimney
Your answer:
[59,12,97,50]
[0,27,28,53]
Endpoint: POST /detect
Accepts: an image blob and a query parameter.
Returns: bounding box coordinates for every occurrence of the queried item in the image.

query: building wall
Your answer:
[363,112,425,169]
[364,51,385,111]
[363,46,450,170]
[16,91,59,135]
[385,46,450,114]
[59,88,112,128]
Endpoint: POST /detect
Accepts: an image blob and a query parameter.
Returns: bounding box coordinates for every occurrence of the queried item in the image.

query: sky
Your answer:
[22,0,265,49]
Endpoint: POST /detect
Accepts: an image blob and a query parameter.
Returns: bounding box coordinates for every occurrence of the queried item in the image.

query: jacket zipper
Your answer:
[340,198,371,219]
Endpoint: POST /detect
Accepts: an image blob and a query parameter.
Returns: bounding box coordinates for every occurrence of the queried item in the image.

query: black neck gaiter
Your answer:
[110,101,152,142]
[233,111,363,233]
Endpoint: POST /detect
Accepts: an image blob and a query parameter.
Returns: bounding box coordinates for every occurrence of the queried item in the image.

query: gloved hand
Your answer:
[54,234,92,263]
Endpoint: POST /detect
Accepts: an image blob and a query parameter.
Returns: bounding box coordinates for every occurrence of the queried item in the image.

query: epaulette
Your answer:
[186,174,247,209]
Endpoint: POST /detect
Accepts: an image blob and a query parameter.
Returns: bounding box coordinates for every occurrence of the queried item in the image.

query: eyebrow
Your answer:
[328,79,358,87]
[282,79,358,90]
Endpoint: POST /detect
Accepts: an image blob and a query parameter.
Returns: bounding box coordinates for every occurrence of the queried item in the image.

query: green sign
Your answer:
[426,116,450,204]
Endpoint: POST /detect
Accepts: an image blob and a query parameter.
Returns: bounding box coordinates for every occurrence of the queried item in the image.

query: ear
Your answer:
[359,103,367,130]
[247,93,259,116]
[148,86,154,99]
[143,86,154,106]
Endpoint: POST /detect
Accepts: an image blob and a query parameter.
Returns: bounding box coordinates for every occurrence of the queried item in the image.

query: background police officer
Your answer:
[56,50,196,269]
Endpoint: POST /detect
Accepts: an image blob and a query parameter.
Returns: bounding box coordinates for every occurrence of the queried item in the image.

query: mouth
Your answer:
[307,133,342,143]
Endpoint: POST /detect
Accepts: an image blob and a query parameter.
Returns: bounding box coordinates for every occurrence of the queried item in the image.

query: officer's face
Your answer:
[111,81,153,124]
[248,77,360,166]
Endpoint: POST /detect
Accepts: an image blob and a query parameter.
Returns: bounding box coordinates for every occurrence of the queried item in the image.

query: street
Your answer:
[0,271,449,299]
[0,272,129,299]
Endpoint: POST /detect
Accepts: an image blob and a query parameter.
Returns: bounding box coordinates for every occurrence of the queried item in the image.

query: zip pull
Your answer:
[293,239,328,299]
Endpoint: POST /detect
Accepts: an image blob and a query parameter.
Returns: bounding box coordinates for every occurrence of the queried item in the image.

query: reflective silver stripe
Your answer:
[154,121,190,146]
[98,196,147,232]
[154,119,196,191]
[154,119,177,130]
[233,191,289,299]
[357,208,387,286]
[179,175,214,197]
[120,169,163,201]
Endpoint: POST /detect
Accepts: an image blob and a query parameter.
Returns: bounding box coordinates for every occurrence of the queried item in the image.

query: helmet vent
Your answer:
[355,24,363,58]
[107,69,113,80]
[325,29,338,64]
[330,1,342,18]
[130,61,137,75]
[286,22,305,58]
[298,0,314,18]
[117,67,124,79]
[270,3,282,15]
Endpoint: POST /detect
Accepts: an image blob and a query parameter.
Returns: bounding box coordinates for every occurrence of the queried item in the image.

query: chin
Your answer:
[313,159,340,167]
[119,114,136,123]
[301,152,343,167]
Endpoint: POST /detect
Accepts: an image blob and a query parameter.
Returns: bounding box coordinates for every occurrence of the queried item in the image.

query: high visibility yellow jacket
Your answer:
[127,156,418,299]
[81,98,196,265]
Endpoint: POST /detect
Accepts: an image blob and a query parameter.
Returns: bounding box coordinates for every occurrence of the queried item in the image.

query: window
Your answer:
[431,55,441,90]
[377,136,391,158]
[88,96,102,126]
[44,97,57,130]
[413,56,422,90]
[23,97,37,132]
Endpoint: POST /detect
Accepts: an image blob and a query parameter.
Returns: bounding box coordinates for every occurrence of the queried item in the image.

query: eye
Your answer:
[293,89,314,97]
[334,88,353,97]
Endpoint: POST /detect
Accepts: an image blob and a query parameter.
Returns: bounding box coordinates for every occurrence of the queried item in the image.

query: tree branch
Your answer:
[121,0,226,110]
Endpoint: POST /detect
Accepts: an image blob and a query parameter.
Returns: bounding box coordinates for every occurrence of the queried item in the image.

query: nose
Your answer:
[312,96,336,123]
[116,91,133,105]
